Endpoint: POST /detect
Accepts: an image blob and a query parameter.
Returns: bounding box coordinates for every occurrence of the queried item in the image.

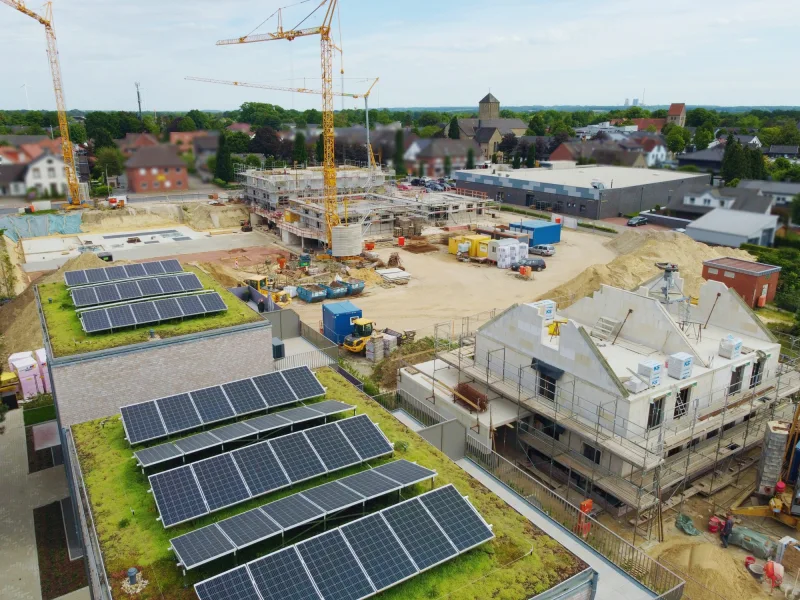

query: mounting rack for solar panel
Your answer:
[170,459,437,570]
[134,400,356,469]
[148,414,394,528]
[71,273,204,308]
[193,484,494,600]
[64,259,183,287]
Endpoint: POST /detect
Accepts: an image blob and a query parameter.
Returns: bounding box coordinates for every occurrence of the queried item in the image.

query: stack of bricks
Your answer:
[757,420,790,495]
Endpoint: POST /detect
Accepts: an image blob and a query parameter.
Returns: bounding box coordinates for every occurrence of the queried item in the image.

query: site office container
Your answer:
[463,234,491,257]
[510,220,562,247]
[323,301,362,344]
[448,235,468,255]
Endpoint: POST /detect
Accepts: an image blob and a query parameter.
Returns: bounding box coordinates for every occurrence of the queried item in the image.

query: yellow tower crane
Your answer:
[2,0,85,208]
[184,76,380,168]
[217,0,343,246]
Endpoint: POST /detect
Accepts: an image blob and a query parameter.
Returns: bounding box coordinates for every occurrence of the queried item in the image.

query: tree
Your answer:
[419,125,442,138]
[694,129,714,151]
[448,116,460,140]
[206,155,217,175]
[747,146,766,180]
[645,125,658,133]
[93,147,125,178]
[185,110,209,130]
[526,114,546,136]
[417,160,424,178]
[727,178,740,188]
[248,126,281,157]
[666,128,687,154]
[177,117,196,132]
[525,146,535,168]
[315,134,324,163]
[69,122,87,144]
[721,135,747,183]
[227,132,251,154]
[393,130,406,176]
[142,115,160,135]
[466,148,475,170]
[444,155,452,176]
[791,195,800,225]
[93,128,115,150]
[497,133,517,156]
[214,133,234,182]
[512,153,521,169]
[651,109,668,119]
[245,154,261,168]
[292,132,308,165]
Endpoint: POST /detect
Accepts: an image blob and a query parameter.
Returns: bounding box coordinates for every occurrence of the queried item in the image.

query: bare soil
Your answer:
[33,501,87,600]
[79,203,249,233]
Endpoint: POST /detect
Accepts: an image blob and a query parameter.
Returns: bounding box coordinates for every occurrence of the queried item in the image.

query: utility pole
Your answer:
[135,82,143,120]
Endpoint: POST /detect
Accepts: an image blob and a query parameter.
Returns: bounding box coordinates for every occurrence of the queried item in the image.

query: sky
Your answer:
[1,0,799,113]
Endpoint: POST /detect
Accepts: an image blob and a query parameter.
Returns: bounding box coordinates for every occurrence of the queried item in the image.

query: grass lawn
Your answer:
[38,266,261,358]
[72,368,584,600]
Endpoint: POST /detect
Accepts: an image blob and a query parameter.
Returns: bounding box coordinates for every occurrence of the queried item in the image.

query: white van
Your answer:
[530,244,555,256]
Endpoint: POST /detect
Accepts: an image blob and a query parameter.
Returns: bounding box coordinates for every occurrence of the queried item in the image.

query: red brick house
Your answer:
[609,117,667,132]
[125,145,188,193]
[227,122,254,137]
[116,133,160,157]
[702,257,781,308]
[667,103,687,127]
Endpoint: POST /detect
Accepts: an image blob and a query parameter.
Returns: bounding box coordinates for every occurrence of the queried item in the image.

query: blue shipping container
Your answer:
[322,301,362,344]
[510,220,562,246]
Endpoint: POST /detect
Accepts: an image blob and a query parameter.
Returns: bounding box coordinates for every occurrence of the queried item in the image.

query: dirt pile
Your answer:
[347,268,384,285]
[539,231,754,308]
[79,203,249,233]
[0,253,108,365]
[183,204,248,230]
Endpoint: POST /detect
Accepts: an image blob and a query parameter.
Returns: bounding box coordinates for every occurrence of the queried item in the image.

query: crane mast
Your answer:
[2,0,83,207]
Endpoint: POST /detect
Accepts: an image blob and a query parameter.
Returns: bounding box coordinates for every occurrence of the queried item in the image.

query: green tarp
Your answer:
[676,514,701,536]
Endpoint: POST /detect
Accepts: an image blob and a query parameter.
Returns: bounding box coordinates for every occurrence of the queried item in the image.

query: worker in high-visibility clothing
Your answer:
[769,494,783,516]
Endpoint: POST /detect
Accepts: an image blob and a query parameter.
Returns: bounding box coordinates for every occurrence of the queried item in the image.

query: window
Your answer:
[32,168,41,179]
[175,167,182,173]
[165,181,172,188]
[151,167,158,175]
[579,205,587,213]
[152,182,159,188]
[688,197,695,204]
[47,167,56,178]
[703,198,711,206]
[707,268,718,275]
[164,167,169,173]
[140,182,148,189]
[729,365,745,395]
[555,201,564,212]
[139,168,146,176]
[647,395,665,430]
[537,373,556,402]
[176,180,183,186]
[723,271,735,279]
[750,359,764,389]
[583,443,601,464]
[674,386,691,419]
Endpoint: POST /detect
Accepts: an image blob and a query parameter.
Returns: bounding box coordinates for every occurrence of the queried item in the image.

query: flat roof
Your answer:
[455,166,705,190]
[703,257,781,275]
[686,208,779,237]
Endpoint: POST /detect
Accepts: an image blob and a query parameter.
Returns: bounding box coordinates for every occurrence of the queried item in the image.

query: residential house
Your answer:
[664,184,773,220]
[226,122,254,138]
[0,134,49,146]
[764,145,800,159]
[24,153,67,196]
[125,145,188,193]
[115,133,159,157]
[685,207,779,247]
[549,140,650,168]
[404,139,479,178]
[448,94,527,140]
[170,130,219,155]
[20,138,63,161]
[735,134,762,148]
[676,145,725,173]
[0,146,29,165]
[738,180,800,207]
[609,117,667,132]
[666,103,686,127]
[474,127,502,160]
[0,164,27,197]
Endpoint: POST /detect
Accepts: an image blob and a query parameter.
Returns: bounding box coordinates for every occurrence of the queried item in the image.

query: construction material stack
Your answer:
[366,333,384,362]
[668,352,693,380]
[757,421,790,496]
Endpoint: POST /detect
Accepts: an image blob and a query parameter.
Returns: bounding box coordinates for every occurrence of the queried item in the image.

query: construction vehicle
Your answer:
[731,481,800,530]
[242,276,292,309]
[241,219,253,232]
[343,318,376,354]
[3,1,88,209]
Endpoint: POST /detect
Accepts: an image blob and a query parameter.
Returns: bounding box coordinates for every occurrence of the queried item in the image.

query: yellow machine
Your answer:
[343,318,375,354]
[732,488,800,530]
[270,290,291,309]
[243,276,291,308]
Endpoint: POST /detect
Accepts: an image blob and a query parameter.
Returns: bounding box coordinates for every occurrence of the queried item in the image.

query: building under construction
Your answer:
[397,266,800,538]
[239,164,494,250]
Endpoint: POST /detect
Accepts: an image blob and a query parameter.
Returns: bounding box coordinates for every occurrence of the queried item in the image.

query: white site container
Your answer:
[637,359,663,386]
[719,335,743,360]
[668,352,694,380]
[7,351,33,372]
[531,300,556,324]
[488,239,516,262]
[519,242,529,257]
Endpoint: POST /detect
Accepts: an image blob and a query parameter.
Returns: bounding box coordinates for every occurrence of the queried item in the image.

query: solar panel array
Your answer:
[194,484,494,600]
[122,366,326,445]
[171,460,436,569]
[80,292,227,333]
[71,273,203,307]
[64,259,182,287]
[134,400,354,468]
[149,414,393,527]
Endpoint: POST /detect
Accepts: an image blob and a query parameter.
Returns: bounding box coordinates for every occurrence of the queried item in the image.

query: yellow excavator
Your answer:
[242,276,291,309]
[343,319,376,354]
[731,483,800,530]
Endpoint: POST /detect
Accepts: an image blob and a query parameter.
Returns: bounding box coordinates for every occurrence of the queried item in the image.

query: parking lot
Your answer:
[602,217,671,232]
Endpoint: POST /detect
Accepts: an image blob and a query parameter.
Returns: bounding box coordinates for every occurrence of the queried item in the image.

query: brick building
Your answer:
[125,145,188,193]
[667,103,687,127]
[702,257,782,308]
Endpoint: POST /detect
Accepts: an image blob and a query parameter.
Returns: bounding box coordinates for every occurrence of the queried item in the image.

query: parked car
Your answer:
[511,257,546,272]
[397,182,411,191]
[426,182,445,192]
[530,244,555,256]
[410,178,422,186]
[627,216,648,227]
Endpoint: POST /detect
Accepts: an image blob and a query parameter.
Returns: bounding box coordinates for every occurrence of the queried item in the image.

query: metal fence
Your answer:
[334,365,364,391]
[273,348,335,371]
[464,434,685,600]
[372,389,451,429]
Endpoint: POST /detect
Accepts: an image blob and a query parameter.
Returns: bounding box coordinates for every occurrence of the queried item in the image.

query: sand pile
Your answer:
[539,231,754,308]
[79,203,248,233]
[183,204,248,230]
[348,268,384,286]
[0,252,108,365]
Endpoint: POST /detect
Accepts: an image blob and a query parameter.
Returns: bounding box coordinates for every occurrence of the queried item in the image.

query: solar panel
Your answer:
[192,454,251,511]
[156,393,201,434]
[277,406,324,423]
[299,481,364,513]
[138,278,164,297]
[246,549,322,600]
[177,272,203,291]
[419,485,494,552]
[72,287,98,308]
[116,281,143,301]
[105,265,127,280]
[245,413,292,434]
[134,443,183,468]
[252,372,298,408]
[121,401,166,445]
[157,275,183,294]
[143,261,166,276]
[269,432,326,483]
[124,263,147,278]
[172,525,235,570]
[82,309,111,333]
[217,508,282,549]
[64,270,88,287]
[281,366,326,400]
[174,431,221,455]
[85,267,109,284]
[160,259,182,273]
[304,424,361,471]
[336,415,393,461]
[199,293,227,313]
[342,513,418,592]
[131,301,159,325]
[231,442,289,496]
[196,567,261,600]
[222,379,267,415]
[382,499,456,570]
[212,421,257,443]
[296,530,375,600]
[107,305,136,329]
[307,400,354,416]
[153,297,183,319]
[177,295,204,316]
[372,460,436,486]
[149,467,208,527]
[339,469,400,500]
[189,386,235,424]
[261,494,324,529]
[94,284,121,304]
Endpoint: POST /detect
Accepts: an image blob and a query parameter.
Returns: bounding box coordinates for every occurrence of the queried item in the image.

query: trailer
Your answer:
[510,219,562,246]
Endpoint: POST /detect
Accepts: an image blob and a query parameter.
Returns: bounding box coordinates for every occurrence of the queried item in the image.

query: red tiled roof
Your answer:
[0,147,29,163]
[610,118,667,132]
[227,123,252,134]
[668,103,686,117]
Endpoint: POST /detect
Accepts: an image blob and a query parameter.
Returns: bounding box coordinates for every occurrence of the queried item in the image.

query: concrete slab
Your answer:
[32,421,60,451]
[59,498,83,561]
[51,588,90,600]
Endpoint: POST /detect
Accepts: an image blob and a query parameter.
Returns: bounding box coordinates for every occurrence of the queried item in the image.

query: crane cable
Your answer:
[243,0,314,39]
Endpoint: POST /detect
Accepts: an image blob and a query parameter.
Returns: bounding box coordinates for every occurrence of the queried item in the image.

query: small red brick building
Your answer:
[702,257,782,308]
[125,145,188,194]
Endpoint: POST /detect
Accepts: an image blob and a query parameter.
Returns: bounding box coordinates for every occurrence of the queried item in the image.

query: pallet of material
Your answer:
[376,268,411,283]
